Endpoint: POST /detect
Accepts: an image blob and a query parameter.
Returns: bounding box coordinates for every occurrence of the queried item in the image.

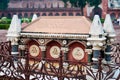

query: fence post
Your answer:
[9,41,12,55]
[58,51,63,80]
[25,49,30,80]
[98,52,103,80]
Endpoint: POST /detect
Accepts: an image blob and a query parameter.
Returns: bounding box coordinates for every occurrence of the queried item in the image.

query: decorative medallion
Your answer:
[72,47,84,60]
[29,45,40,57]
[39,39,45,44]
[50,46,60,58]
[63,40,67,45]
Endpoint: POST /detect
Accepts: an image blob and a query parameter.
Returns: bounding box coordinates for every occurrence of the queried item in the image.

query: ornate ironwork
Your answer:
[0,41,120,80]
[111,43,120,64]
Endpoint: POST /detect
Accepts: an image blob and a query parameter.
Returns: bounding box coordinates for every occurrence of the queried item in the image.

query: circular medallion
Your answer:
[29,45,40,57]
[63,40,67,45]
[72,47,84,60]
[39,39,45,44]
[50,46,60,58]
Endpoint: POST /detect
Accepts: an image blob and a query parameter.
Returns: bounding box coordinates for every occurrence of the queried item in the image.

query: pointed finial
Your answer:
[89,15,104,35]
[103,14,115,35]
[7,15,21,37]
[32,14,38,22]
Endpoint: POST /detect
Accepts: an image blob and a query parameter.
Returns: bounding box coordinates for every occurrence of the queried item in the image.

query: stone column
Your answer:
[11,38,19,60]
[6,15,21,60]
[92,42,105,68]
[85,48,92,62]
[87,15,106,68]
[87,37,106,64]
[19,44,26,56]
[103,14,116,63]
[92,43,103,61]
[104,44,111,63]
[39,46,46,59]
[87,36,106,69]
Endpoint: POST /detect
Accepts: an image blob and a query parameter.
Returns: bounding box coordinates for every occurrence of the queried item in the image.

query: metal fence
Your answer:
[0,41,120,80]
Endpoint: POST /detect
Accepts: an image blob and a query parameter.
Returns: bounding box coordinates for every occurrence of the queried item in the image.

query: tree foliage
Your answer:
[87,0,102,17]
[87,0,102,8]
[62,0,102,16]
[62,0,69,7]
[62,0,87,15]
[69,0,87,15]
[0,0,9,10]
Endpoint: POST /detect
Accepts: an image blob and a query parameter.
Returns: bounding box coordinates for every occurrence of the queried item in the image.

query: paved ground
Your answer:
[0,30,7,42]
[114,24,120,43]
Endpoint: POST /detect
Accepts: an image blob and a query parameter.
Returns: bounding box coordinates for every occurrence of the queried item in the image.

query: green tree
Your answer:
[62,0,69,8]
[87,0,102,17]
[62,0,87,16]
[0,0,9,10]
[77,0,87,16]
[87,0,102,8]
[69,0,78,7]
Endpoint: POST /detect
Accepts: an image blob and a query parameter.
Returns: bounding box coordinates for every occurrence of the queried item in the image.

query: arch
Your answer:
[7,13,12,19]
[45,40,62,46]
[46,41,61,59]
[76,13,81,16]
[62,13,66,16]
[18,13,22,18]
[67,41,87,48]
[1,13,4,17]
[69,13,73,16]
[37,13,40,17]
[67,42,86,62]
[110,13,116,20]
[27,40,41,59]
[46,41,61,47]
[68,41,86,48]
[13,13,16,15]
[42,13,46,16]
[24,13,28,18]
[30,13,34,18]
[51,3,53,8]
[26,39,40,46]
[48,13,53,16]
[55,13,60,16]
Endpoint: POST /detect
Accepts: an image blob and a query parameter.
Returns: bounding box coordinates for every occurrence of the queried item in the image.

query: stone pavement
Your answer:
[114,24,120,43]
[0,30,7,42]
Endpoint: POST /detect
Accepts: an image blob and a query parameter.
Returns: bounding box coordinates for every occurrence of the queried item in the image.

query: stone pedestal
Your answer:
[87,35,106,68]
[92,46,102,69]
[85,49,92,62]
[11,38,19,60]
[104,44,112,63]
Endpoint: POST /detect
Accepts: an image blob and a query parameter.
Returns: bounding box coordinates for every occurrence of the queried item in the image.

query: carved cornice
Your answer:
[20,32,89,40]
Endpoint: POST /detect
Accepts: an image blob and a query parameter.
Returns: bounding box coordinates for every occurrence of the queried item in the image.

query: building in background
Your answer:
[0,0,120,19]
[0,0,82,18]
[107,0,120,20]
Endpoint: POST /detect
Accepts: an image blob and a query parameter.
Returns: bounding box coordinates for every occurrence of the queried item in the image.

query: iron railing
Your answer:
[0,41,120,80]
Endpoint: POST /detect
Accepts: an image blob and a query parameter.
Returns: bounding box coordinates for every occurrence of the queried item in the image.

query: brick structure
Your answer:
[102,0,108,18]
[0,0,120,19]
[107,0,120,19]
[0,0,82,18]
